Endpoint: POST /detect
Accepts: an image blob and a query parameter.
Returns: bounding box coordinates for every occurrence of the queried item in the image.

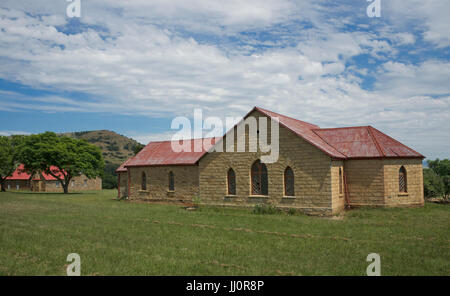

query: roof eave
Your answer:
[345,155,425,160]
[125,162,199,168]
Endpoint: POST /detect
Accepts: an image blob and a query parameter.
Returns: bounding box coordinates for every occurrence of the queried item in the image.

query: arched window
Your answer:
[284,167,294,196]
[339,168,343,195]
[227,168,236,195]
[168,171,175,191]
[251,160,268,195]
[141,172,147,190]
[399,166,407,193]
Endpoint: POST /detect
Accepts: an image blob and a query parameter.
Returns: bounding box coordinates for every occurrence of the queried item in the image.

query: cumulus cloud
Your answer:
[385,0,450,48]
[0,1,449,158]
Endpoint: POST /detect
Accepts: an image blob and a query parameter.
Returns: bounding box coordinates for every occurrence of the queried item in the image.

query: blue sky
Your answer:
[0,0,449,159]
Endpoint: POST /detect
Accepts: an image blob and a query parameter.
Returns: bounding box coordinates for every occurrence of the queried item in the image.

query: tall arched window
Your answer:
[399,166,407,193]
[339,168,343,195]
[168,171,175,191]
[251,160,268,195]
[141,172,147,190]
[284,167,294,196]
[227,168,236,195]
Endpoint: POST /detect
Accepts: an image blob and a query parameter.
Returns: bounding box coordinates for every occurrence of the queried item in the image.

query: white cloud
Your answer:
[0,2,448,158]
[377,60,450,97]
[385,0,450,48]
[0,130,31,136]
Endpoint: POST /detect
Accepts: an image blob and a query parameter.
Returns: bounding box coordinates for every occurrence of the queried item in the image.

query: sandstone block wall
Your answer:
[118,172,128,198]
[42,176,102,192]
[198,110,334,215]
[127,165,199,201]
[4,180,30,191]
[383,158,424,206]
[345,158,424,207]
[330,160,345,214]
[345,159,385,207]
[118,110,425,214]
[5,175,102,192]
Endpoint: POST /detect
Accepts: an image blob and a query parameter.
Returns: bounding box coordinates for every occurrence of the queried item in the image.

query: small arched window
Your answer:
[251,160,268,195]
[284,167,294,196]
[399,166,407,193]
[141,172,147,190]
[168,171,175,191]
[227,168,236,195]
[339,168,343,195]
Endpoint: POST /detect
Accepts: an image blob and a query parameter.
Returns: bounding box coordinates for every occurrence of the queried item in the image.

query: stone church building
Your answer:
[117,107,424,215]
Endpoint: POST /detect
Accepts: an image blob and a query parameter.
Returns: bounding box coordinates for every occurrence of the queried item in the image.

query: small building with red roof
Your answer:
[5,164,102,192]
[117,107,424,214]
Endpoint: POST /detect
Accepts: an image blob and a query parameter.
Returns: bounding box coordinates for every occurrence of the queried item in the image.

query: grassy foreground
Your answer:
[0,190,448,275]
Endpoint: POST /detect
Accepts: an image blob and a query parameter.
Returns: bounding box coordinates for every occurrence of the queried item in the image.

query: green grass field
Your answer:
[0,190,448,275]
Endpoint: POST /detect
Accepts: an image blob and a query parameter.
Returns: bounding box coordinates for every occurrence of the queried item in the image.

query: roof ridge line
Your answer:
[369,126,425,158]
[310,129,348,158]
[367,126,385,157]
[255,106,320,129]
[312,125,371,131]
[147,137,219,143]
[251,107,346,159]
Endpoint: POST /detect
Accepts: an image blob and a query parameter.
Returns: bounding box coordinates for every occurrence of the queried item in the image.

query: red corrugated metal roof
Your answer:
[6,164,66,181]
[253,107,347,159]
[121,107,423,168]
[125,138,219,167]
[6,164,31,180]
[367,126,424,158]
[115,157,134,173]
[312,126,424,158]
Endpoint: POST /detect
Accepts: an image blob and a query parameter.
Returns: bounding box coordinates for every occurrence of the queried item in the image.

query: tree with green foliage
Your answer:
[0,135,25,192]
[133,143,145,155]
[424,159,450,199]
[17,132,104,194]
[0,136,15,192]
[102,163,118,189]
[423,168,445,198]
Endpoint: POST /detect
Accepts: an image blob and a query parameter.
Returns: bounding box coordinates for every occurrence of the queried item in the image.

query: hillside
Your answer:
[62,130,143,188]
[63,130,141,166]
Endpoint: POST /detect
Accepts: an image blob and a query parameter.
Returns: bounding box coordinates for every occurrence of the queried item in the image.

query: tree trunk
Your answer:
[63,183,69,194]
[0,179,5,192]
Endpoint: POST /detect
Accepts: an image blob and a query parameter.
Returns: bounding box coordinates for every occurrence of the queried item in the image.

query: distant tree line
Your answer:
[0,132,104,194]
[101,144,144,190]
[423,159,449,199]
[102,162,119,189]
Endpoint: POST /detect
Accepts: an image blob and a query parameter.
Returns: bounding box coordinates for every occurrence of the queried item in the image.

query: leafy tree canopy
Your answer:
[0,135,24,191]
[133,143,145,155]
[423,168,445,198]
[17,132,104,193]
[424,158,449,198]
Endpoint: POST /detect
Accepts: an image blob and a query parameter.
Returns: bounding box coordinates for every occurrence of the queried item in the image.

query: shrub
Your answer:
[252,203,280,215]
[192,195,202,208]
[287,208,297,215]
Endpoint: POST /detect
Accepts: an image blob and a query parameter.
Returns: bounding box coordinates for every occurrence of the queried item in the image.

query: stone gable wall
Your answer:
[198,110,334,215]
